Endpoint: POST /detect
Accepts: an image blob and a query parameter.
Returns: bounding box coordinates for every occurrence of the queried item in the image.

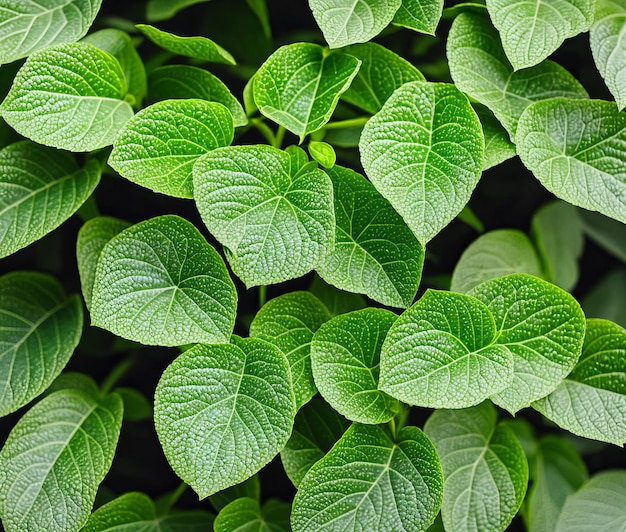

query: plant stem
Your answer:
[258,285,267,308]
[76,194,100,222]
[165,482,188,511]
[100,356,134,395]
[274,125,286,149]
[251,117,276,146]
[322,116,370,130]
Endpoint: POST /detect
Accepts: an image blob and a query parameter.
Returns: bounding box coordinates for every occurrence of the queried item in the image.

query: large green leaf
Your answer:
[447,12,588,137]
[533,318,626,445]
[360,80,484,244]
[309,0,402,48]
[153,338,295,498]
[0,389,122,532]
[214,498,290,532]
[109,99,234,198]
[317,165,424,308]
[380,289,512,408]
[253,43,360,139]
[424,402,528,532]
[0,43,133,152]
[291,424,443,532]
[516,98,626,224]
[0,272,82,417]
[193,145,335,286]
[91,215,237,347]
[0,140,101,258]
[393,0,443,35]
[470,274,585,414]
[146,0,210,21]
[0,0,102,65]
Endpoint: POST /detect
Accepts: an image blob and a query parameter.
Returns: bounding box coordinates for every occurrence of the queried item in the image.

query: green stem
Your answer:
[76,194,100,222]
[100,356,134,395]
[165,482,188,511]
[258,285,267,308]
[388,417,397,439]
[251,117,276,146]
[322,116,370,130]
[273,125,286,149]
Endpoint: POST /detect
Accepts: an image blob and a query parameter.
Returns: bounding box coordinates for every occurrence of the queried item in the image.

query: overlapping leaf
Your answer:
[393,0,443,35]
[309,275,367,317]
[209,475,260,513]
[474,104,516,170]
[214,498,290,532]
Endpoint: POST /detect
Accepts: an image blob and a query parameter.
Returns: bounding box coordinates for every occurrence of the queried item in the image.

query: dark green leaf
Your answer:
[214,497,290,532]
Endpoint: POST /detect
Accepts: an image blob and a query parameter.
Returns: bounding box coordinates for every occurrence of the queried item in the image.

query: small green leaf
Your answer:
[0,389,123,532]
[582,268,626,327]
[214,498,291,532]
[309,0,402,48]
[115,387,152,421]
[424,402,528,532]
[0,0,103,65]
[580,209,626,262]
[474,104,516,170]
[379,289,513,408]
[45,373,99,397]
[154,338,295,498]
[516,98,626,224]
[393,0,444,35]
[193,145,335,286]
[136,24,235,65]
[309,275,367,317]
[91,215,237,347]
[360,80,484,244]
[0,272,82,417]
[0,140,101,258]
[146,0,210,21]
[291,423,443,532]
[533,318,626,445]
[210,475,261,512]
[308,141,336,169]
[317,166,425,308]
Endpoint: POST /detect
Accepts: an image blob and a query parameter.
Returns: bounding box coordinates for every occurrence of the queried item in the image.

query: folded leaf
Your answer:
[393,0,443,35]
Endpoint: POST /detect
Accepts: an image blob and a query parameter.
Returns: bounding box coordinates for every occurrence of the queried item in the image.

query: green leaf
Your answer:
[486,0,594,69]
[193,145,335,286]
[280,398,350,488]
[0,0,103,65]
[91,215,237,347]
[109,99,233,199]
[146,0,210,21]
[392,0,444,35]
[379,289,513,408]
[474,104,516,170]
[311,308,399,424]
[214,498,290,532]
[0,43,133,152]
[451,229,543,294]
[136,24,235,65]
[308,141,336,169]
[115,387,152,421]
[45,372,99,397]
[249,291,330,409]
[291,423,443,532]
[591,0,626,110]
[516,98,626,224]
[360,80,484,244]
[424,402,528,532]
[246,0,272,39]
[309,275,367,317]
[582,268,626,327]
[0,140,101,258]
[0,389,123,532]
[309,0,402,48]
[340,42,425,115]
[209,475,260,512]
[580,209,626,262]
[533,318,626,445]
[0,272,82,417]
[470,274,586,414]
[153,338,295,498]
[447,12,588,137]
[253,43,360,139]
[317,165,425,308]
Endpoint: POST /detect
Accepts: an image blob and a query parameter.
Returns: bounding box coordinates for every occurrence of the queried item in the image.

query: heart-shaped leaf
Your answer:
[393,0,444,35]
[214,498,291,532]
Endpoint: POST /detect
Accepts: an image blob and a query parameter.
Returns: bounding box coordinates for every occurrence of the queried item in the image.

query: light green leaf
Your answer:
[153,338,295,498]
[0,43,133,152]
[280,398,350,488]
[516,98,626,224]
[0,389,122,532]
[291,424,443,532]
[424,402,528,532]
[451,229,543,294]
[136,24,235,65]
[0,0,102,65]
[317,165,425,308]
[91,215,237,347]
[0,140,101,258]
[447,12,588,137]
[311,308,399,424]
[393,0,444,35]
[360,80,484,244]
[309,275,367,317]
[474,103,516,170]
[0,272,82,417]
[193,145,335,286]
[253,43,360,139]
[146,0,210,21]
[209,475,260,512]
[471,273,586,413]
[580,209,626,262]
[214,498,290,532]
[308,141,335,169]
[341,42,425,114]
[379,289,513,408]
[533,318,626,445]
[309,0,402,48]
[582,268,626,327]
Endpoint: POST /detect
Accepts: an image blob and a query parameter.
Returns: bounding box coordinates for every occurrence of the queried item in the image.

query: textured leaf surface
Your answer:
[154,339,295,498]
[0,43,133,151]
[193,145,335,286]
[360,80,484,244]
[516,98,626,224]
[393,0,443,34]
[475,104,516,169]
[0,390,122,532]
[91,215,237,347]
[317,166,424,308]
[291,424,443,532]
[424,402,528,532]
[214,498,290,532]
[0,141,101,258]
[0,272,82,417]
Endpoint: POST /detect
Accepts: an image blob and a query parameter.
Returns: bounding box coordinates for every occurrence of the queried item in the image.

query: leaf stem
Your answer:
[76,194,100,222]
[165,482,188,511]
[100,356,134,395]
[258,285,267,308]
[251,117,276,146]
[274,125,286,149]
[322,116,370,130]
